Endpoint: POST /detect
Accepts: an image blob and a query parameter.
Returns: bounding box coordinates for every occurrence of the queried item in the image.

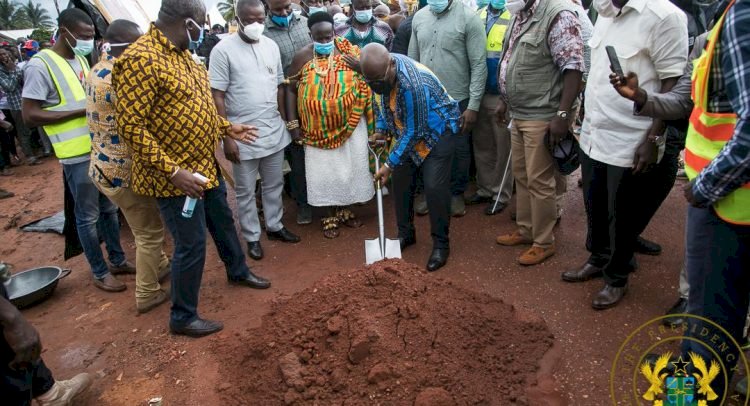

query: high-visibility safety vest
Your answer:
[33,49,91,159]
[684,0,750,225]
[478,6,511,93]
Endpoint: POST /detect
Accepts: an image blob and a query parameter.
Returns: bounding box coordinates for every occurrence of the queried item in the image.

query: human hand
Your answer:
[374,164,392,187]
[632,138,658,174]
[460,109,478,134]
[369,132,388,147]
[547,116,568,150]
[226,124,258,145]
[610,72,640,101]
[170,169,207,199]
[0,120,13,131]
[223,137,240,164]
[3,312,42,370]
[494,99,508,125]
[342,54,361,74]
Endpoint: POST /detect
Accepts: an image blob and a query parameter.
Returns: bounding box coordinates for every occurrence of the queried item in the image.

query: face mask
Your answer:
[185,19,204,51]
[427,0,449,14]
[593,0,620,17]
[314,40,334,55]
[476,0,490,8]
[354,9,373,23]
[368,60,393,95]
[505,0,526,14]
[63,28,94,56]
[308,6,328,15]
[239,21,265,41]
[490,0,506,10]
[271,13,293,27]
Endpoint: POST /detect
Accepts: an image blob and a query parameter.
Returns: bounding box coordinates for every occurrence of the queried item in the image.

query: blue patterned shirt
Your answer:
[374,54,460,168]
[693,1,750,206]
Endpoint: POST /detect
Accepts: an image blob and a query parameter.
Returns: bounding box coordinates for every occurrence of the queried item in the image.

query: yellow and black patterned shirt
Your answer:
[113,24,230,197]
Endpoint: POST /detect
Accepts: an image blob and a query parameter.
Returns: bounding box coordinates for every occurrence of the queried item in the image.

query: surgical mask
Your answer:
[593,0,620,17]
[63,28,94,56]
[100,42,131,54]
[308,5,328,15]
[271,13,293,27]
[476,0,490,8]
[314,40,334,55]
[490,0,506,10]
[240,21,265,41]
[185,18,204,51]
[355,9,373,23]
[427,0,450,14]
[367,60,393,95]
[505,0,526,14]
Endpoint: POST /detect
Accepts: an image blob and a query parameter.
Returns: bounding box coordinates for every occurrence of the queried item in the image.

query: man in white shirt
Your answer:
[562,0,687,309]
[210,0,301,262]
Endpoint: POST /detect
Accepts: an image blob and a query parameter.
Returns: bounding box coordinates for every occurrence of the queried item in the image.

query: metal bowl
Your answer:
[5,266,71,309]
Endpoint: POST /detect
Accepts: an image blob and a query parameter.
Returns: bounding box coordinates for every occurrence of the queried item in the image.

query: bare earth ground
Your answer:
[0,157,687,405]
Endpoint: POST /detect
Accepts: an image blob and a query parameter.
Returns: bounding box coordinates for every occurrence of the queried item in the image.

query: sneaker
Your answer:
[296,205,312,225]
[496,230,533,246]
[415,194,429,216]
[0,168,13,176]
[36,372,93,406]
[451,195,466,217]
[518,245,556,266]
[93,274,126,292]
[137,289,170,314]
[26,156,41,166]
[109,261,136,275]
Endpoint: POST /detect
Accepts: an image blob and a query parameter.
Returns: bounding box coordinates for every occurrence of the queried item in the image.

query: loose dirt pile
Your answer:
[216,259,555,405]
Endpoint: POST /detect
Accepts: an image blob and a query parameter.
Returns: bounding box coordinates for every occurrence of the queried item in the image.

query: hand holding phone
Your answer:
[606,46,624,77]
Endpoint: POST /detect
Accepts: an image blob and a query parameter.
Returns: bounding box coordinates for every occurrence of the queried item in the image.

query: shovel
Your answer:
[365,143,402,265]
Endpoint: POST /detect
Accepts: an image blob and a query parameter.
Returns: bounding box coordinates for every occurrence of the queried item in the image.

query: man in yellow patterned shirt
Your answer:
[114,0,271,338]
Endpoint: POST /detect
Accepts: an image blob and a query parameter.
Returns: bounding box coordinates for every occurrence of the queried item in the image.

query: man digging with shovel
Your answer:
[362,43,461,272]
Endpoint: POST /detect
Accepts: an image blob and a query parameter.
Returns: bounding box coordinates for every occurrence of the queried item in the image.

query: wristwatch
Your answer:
[556,110,569,120]
[649,134,666,147]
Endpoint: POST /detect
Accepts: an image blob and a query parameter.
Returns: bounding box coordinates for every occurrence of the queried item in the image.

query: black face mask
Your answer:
[369,80,392,95]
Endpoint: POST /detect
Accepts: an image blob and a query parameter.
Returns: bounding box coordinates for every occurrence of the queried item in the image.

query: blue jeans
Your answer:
[157,179,250,327]
[62,160,125,279]
[683,205,750,401]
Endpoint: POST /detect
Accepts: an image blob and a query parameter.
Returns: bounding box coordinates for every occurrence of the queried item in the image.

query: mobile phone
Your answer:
[606,46,624,77]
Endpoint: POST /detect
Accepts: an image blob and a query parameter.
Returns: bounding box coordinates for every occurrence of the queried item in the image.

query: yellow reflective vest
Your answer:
[478,7,511,93]
[33,49,91,159]
[684,0,749,225]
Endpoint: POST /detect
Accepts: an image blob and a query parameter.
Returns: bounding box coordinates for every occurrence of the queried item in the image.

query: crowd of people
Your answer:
[0,0,748,403]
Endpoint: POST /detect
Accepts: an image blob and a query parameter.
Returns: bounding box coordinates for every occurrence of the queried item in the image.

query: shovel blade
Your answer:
[365,238,402,265]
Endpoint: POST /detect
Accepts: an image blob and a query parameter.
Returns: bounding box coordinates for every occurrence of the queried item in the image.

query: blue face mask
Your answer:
[185,19,204,51]
[271,13,293,27]
[308,6,328,15]
[427,0,450,14]
[354,9,373,23]
[476,0,490,8]
[489,0,506,10]
[314,40,334,56]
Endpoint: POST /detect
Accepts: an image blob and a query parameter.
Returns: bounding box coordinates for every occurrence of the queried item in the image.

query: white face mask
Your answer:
[505,0,526,14]
[242,21,265,41]
[593,0,620,18]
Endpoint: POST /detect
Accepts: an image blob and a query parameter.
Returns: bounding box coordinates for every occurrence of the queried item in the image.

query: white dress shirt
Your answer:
[580,0,688,168]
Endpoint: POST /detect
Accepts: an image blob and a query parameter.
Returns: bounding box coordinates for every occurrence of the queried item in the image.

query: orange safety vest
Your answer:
[684,0,750,225]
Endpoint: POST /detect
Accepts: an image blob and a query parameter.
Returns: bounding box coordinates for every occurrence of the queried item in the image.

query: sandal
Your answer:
[337,208,362,229]
[322,216,340,239]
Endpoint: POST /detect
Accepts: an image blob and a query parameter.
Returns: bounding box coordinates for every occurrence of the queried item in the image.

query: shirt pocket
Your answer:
[440,30,466,54]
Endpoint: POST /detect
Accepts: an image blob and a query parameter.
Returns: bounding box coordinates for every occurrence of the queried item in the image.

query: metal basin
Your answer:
[5,266,71,309]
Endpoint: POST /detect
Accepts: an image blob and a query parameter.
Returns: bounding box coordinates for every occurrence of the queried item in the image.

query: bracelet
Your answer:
[286,120,300,130]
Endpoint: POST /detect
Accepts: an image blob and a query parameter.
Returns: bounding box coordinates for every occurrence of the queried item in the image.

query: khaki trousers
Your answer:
[511,119,557,248]
[95,181,169,302]
[473,94,513,203]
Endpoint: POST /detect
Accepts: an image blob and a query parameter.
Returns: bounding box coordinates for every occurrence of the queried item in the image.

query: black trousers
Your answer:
[285,143,309,208]
[581,150,638,287]
[451,99,471,197]
[632,146,680,238]
[0,285,55,406]
[392,133,456,249]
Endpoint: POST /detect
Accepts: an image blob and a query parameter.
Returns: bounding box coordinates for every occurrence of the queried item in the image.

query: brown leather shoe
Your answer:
[109,261,136,275]
[137,289,170,314]
[561,263,604,283]
[496,230,533,246]
[518,245,555,266]
[592,284,628,310]
[93,274,126,292]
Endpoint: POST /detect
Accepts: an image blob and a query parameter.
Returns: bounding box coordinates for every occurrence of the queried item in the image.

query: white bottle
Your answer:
[181,173,210,218]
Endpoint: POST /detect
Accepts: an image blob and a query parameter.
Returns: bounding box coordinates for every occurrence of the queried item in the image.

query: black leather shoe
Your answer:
[229,272,271,289]
[247,241,263,260]
[485,201,507,216]
[635,236,662,256]
[426,249,449,272]
[465,193,492,205]
[399,233,416,251]
[170,318,224,338]
[662,297,688,327]
[592,284,628,310]
[561,263,604,283]
[267,228,301,243]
